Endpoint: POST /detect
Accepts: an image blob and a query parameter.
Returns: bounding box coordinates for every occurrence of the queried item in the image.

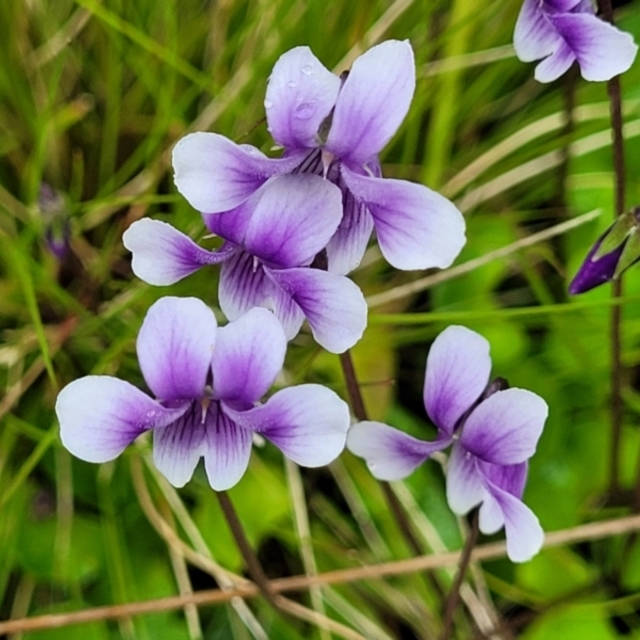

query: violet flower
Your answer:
[172,40,466,275]
[123,175,367,354]
[56,297,350,490]
[347,325,548,562]
[514,0,638,82]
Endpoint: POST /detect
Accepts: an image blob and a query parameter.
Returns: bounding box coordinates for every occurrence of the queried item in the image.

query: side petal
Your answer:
[173,132,305,213]
[550,13,638,81]
[484,482,544,562]
[326,40,415,164]
[223,385,350,467]
[347,421,450,481]
[424,325,492,436]
[325,179,375,276]
[137,297,217,402]
[513,0,561,62]
[446,444,487,515]
[57,376,188,463]
[123,219,235,286]
[460,388,548,465]
[244,174,342,268]
[534,38,576,82]
[477,462,529,533]
[265,267,367,353]
[153,404,206,488]
[341,166,466,270]
[265,46,341,150]
[212,307,287,404]
[219,253,305,340]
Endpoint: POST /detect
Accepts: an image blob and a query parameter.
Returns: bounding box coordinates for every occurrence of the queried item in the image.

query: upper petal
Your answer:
[219,252,305,340]
[173,132,306,213]
[223,385,350,467]
[460,388,548,465]
[244,174,342,268]
[57,376,188,463]
[203,405,254,491]
[513,0,561,62]
[212,307,287,404]
[424,326,492,436]
[347,421,450,481]
[123,219,235,286]
[137,297,217,402]
[265,267,367,353]
[549,13,638,81]
[265,46,341,150]
[341,166,466,270]
[326,40,416,164]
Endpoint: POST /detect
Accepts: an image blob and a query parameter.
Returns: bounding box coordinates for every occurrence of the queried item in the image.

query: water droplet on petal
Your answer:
[295,102,315,119]
[301,64,313,75]
[287,80,297,88]
[263,98,273,109]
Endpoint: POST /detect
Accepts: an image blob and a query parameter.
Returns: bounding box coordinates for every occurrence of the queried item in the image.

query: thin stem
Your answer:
[596,0,627,495]
[216,491,281,611]
[440,512,480,640]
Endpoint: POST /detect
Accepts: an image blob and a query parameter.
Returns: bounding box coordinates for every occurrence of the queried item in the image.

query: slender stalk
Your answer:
[596,0,627,495]
[440,512,480,640]
[216,491,281,611]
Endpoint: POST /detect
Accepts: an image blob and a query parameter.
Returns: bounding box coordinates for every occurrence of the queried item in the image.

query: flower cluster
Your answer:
[347,326,548,562]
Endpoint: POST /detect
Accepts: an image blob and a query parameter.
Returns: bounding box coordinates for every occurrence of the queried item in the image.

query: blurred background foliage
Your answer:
[2,0,640,638]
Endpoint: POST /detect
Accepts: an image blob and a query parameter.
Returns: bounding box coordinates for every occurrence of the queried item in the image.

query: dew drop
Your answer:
[295,101,315,119]
[301,64,313,75]
[263,98,273,109]
[287,80,297,88]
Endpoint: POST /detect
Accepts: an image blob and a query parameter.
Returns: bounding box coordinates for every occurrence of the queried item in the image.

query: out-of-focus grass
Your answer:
[2,0,640,638]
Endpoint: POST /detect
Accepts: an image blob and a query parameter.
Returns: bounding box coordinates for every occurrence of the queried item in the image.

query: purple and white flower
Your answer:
[56,297,350,490]
[347,325,548,562]
[123,175,367,354]
[172,40,466,275]
[514,0,638,82]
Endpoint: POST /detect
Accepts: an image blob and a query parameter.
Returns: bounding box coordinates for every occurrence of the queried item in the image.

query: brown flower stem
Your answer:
[440,511,479,640]
[216,491,281,611]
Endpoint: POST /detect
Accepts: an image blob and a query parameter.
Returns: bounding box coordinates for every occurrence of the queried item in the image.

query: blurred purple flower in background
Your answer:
[347,325,548,562]
[56,297,350,490]
[123,175,367,353]
[39,183,70,260]
[172,40,466,275]
[514,0,638,82]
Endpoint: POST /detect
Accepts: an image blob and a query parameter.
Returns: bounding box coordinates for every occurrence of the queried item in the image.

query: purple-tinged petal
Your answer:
[137,297,217,402]
[446,444,486,515]
[203,197,254,246]
[424,326,492,436]
[460,388,548,465]
[244,175,342,268]
[265,267,367,353]
[326,40,415,164]
[476,462,528,533]
[478,491,505,535]
[57,376,188,463]
[265,46,341,150]
[203,405,254,491]
[513,0,561,62]
[569,230,622,294]
[347,421,450,481]
[219,252,305,340]
[173,132,306,213]
[153,403,206,488]
[533,40,575,82]
[550,13,638,81]
[123,219,235,286]
[341,166,466,270]
[325,179,375,275]
[224,385,350,467]
[483,481,544,562]
[212,307,286,404]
